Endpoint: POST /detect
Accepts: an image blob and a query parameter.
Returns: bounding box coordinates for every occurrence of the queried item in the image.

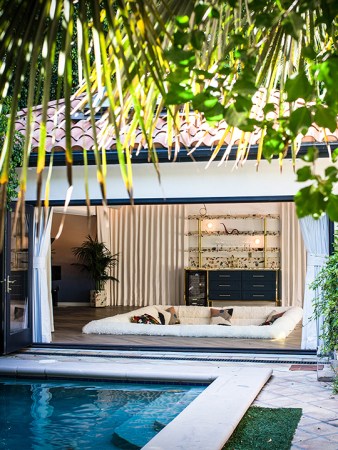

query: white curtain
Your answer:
[299,214,329,350]
[32,208,54,343]
[280,203,306,307]
[97,204,185,307]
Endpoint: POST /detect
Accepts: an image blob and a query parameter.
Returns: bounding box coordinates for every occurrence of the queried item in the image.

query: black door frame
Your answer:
[0,205,34,354]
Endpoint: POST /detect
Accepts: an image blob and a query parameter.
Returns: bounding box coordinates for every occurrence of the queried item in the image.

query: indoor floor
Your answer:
[51,305,302,350]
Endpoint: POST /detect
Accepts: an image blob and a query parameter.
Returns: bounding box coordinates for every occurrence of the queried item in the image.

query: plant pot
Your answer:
[90,290,107,307]
[317,350,337,382]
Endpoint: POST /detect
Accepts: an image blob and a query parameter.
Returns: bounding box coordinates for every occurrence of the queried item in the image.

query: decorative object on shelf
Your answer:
[220,223,239,235]
[72,235,119,307]
[199,204,207,218]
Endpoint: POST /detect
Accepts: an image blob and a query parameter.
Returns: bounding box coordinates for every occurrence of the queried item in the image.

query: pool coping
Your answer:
[0,358,272,449]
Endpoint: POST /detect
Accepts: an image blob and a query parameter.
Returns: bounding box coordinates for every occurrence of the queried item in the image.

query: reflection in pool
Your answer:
[0,378,205,449]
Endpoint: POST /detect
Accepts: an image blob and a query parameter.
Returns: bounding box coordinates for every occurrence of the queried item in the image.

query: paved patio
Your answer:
[0,349,336,449]
[252,365,337,449]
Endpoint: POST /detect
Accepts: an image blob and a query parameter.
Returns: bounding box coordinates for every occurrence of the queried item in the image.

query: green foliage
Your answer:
[333,376,338,394]
[0,99,23,208]
[223,406,302,450]
[16,6,80,109]
[310,234,338,354]
[72,235,119,291]
[295,147,338,220]
[285,72,313,102]
[163,1,338,220]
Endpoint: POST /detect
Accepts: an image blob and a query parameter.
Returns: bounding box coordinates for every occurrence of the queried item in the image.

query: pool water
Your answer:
[0,378,205,449]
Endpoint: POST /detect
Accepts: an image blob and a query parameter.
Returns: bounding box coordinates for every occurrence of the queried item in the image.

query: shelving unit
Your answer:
[185,213,280,270]
[184,212,280,306]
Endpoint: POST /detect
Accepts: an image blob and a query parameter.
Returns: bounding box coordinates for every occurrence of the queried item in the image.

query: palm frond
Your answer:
[0,0,336,245]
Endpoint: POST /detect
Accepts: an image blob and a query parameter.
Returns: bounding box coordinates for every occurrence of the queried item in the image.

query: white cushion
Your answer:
[175,306,211,325]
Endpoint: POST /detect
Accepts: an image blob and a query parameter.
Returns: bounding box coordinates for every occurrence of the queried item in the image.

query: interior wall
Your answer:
[51,213,97,303]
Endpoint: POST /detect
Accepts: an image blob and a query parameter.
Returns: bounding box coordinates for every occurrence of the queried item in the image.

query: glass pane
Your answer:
[186,270,207,305]
[10,213,29,334]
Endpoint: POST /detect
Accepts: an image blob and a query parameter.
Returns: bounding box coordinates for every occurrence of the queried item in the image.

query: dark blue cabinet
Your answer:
[185,269,279,305]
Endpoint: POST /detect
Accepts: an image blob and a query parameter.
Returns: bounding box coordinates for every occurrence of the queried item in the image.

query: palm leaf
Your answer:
[0,0,336,246]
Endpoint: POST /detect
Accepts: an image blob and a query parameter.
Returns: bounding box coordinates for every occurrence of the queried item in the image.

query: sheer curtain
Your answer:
[97,204,185,307]
[280,203,306,307]
[299,215,329,350]
[32,208,54,343]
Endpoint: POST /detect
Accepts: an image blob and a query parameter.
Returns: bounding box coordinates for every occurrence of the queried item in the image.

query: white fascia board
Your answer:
[23,157,334,202]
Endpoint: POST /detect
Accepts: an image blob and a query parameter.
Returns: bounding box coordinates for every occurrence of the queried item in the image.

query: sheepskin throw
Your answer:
[82,305,303,340]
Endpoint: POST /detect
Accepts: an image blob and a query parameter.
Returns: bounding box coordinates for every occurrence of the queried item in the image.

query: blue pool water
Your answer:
[0,378,205,449]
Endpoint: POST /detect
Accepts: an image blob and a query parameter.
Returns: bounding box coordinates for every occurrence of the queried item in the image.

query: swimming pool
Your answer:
[0,378,205,449]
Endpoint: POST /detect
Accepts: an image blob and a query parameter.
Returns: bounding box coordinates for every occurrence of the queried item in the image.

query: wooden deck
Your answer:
[51,306,302,351]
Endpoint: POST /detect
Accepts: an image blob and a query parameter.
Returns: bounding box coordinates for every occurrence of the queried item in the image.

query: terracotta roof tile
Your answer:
[14,92,338,155]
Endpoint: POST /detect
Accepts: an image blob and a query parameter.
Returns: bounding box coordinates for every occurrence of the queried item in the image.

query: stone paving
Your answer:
[0,349,337,449]
[252,366,337,449]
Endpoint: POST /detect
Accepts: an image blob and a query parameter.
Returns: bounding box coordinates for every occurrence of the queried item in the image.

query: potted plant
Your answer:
[311,234,338,391]
[72,235,119,307]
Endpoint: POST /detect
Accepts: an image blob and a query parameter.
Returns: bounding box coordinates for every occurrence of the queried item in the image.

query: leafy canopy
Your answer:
[0,0,337,240]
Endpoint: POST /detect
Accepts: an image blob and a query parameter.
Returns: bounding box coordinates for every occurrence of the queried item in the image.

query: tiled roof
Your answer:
[14,90,338,156]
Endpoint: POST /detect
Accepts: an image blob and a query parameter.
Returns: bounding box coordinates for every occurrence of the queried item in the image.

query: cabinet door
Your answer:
[185,270,207,306]
[242,290,277,301]
[242,270,277,302]
[242,271,276,289]
[209,270,241,300]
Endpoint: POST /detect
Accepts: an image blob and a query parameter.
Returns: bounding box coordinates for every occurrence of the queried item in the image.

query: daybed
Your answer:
[82,305,303,340]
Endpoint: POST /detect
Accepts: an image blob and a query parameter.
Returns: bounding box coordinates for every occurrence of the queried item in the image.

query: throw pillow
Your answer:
[158,312,166,325]
[130,314,161,325]
[156,307,172,325]
[210,308,233,326]
[166,306,180,325]
[259,310,277,326]
[260,311,285,326]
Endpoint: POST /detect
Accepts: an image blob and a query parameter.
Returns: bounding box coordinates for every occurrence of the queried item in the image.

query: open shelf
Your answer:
[186,213,280,270]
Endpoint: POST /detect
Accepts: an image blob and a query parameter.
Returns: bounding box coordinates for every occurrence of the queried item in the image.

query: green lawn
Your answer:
[223,406,302,450]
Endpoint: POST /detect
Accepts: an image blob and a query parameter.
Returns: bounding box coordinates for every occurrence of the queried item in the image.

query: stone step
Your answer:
[112,389,200,449]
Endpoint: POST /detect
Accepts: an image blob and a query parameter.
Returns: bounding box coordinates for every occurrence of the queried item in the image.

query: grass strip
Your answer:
[223,406,302,450]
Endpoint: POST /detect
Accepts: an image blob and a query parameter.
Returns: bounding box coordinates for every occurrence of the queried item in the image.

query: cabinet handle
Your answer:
[219,275,230,278]
[252,275,264,278]
[219,284,231,287]
[252,284,264,287]
[252,294,265,297]
[218,294,231,297]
